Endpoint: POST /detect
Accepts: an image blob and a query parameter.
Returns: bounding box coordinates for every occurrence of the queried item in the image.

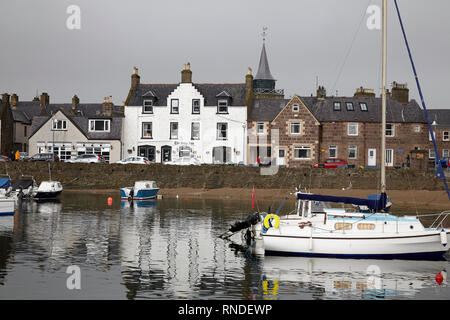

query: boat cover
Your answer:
[0,178,10,189]
[297,192,388,211]
[11,179,34,190]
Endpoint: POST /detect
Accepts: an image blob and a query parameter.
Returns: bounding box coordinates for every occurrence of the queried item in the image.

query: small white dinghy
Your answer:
[0,198,15,216]
[33,181,63,200]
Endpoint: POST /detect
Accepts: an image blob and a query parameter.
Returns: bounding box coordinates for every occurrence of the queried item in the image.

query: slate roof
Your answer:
[428,109,450,128]
[249,96,427,124]
[248,98,290,121]
[127,83,247,107]
[29,103,123,140]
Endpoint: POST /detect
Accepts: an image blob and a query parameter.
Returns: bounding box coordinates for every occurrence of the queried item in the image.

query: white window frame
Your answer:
[348,145,357,159]
[386,123,395,137]
[143,99,153,113]
[443,149,449,158]
[429,149,436,159]
[333,102,341,111]
[256,122,265,134]
[52,120,67,131]
[88,119,110,132]
[346,102,354,111]
[217,100,228,114]
[170,122,178,140]
[290,122,301,135]
[329,145,338,159]
[359,103,368,111]
[292,104,299,112]
[347,123,358,136]
[293,146,311,160]
[142,122,153,139]
[191,122,200,140]
[443,131,449,141]
[217,122,228,140]
[414,125,420,133]
[192,99,200,114]
[171,99,179,114]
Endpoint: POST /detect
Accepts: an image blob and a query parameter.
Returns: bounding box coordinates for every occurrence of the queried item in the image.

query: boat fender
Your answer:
[263,214,280,229]
[440,229,447,247]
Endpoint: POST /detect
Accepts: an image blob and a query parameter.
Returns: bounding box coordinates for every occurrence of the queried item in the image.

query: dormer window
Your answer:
[360,103,368,111]
[217,100,228,114]
[89,119,110,132]
[346,102,354,111]
[333,102,341,111]
[143,100,153,113]
[171,99,179,114]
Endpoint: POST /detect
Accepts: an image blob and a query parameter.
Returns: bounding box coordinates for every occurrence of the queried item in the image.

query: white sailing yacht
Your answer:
[232,0,450,260]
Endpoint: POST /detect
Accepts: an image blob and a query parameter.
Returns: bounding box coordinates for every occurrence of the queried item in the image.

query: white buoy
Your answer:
[440,229,447,247]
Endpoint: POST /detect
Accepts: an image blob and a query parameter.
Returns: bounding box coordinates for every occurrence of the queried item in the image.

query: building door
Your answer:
[368,148,376,166]
[161,145,172,163]
[138,145,156,162]
[212,147,231,164]
[277,148,286,166]
[385,149,394,167]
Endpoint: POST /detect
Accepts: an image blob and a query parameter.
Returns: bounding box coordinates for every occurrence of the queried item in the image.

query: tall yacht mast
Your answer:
[381,0,387,194]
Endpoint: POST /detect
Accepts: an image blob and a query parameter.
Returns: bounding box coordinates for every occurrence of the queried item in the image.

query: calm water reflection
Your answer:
[0,192,449,300]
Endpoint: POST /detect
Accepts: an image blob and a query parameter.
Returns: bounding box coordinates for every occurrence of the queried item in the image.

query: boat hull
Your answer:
[262,230,450,260]
[0,198,15,216]
[34,190,62,200]
[120,188,159,200]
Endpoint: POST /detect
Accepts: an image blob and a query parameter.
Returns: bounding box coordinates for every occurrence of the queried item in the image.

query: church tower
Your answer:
[253,28,284,99]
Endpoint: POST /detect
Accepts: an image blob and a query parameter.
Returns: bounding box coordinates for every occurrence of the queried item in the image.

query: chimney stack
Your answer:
[102,96,113,116]
[391,81,409,104]
[354,87,375,98]
[40,92,49,107]
[1,93,10,107]
[245,67,254,118]
[72,95,80,110]
[11,94,18,108]
[181,63,192,83]
[316,86,326,99]
[131,66,140,89]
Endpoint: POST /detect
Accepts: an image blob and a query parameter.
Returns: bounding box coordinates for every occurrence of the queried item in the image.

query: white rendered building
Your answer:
[122,65,248,164]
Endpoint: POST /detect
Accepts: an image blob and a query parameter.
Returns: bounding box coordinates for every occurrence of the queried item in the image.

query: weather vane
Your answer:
[262,26,268,42]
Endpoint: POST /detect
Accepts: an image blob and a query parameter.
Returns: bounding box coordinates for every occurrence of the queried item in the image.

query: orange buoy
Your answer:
[107,197,113,206]
[185,197,189,201]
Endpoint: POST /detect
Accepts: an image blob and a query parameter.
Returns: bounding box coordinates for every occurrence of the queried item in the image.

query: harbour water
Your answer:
[0,192,449,300]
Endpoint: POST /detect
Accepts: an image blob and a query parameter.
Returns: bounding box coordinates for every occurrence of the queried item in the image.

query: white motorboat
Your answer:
[33,181,63,200]
[120,181,159,200]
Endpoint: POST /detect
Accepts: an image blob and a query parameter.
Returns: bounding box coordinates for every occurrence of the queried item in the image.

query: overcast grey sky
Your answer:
[0,0,449,109]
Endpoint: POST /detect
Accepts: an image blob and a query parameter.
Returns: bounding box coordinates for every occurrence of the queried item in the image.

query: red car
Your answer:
[313,158,348,168]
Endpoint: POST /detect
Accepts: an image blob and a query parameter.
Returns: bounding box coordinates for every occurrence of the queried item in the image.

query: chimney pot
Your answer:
[40,92,49,107]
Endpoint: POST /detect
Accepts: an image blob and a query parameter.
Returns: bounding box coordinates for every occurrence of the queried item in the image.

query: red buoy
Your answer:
[107,197,113,206]
[435,272,443,285]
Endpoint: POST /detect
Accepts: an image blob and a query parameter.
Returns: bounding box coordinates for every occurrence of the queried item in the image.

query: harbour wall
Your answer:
[1,162,446,191]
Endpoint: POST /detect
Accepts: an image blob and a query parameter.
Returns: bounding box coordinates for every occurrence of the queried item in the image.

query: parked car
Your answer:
[66,154,105,164]
[0,155,10,162]
[28,153,60,162]
[438,157,450,168]
[313,158,348,168]
[165,157,201,166]
[19,152,30,161]
[116,156,151,165]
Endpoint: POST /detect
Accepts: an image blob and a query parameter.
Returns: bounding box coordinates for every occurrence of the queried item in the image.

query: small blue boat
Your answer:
[120,181,159,200]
